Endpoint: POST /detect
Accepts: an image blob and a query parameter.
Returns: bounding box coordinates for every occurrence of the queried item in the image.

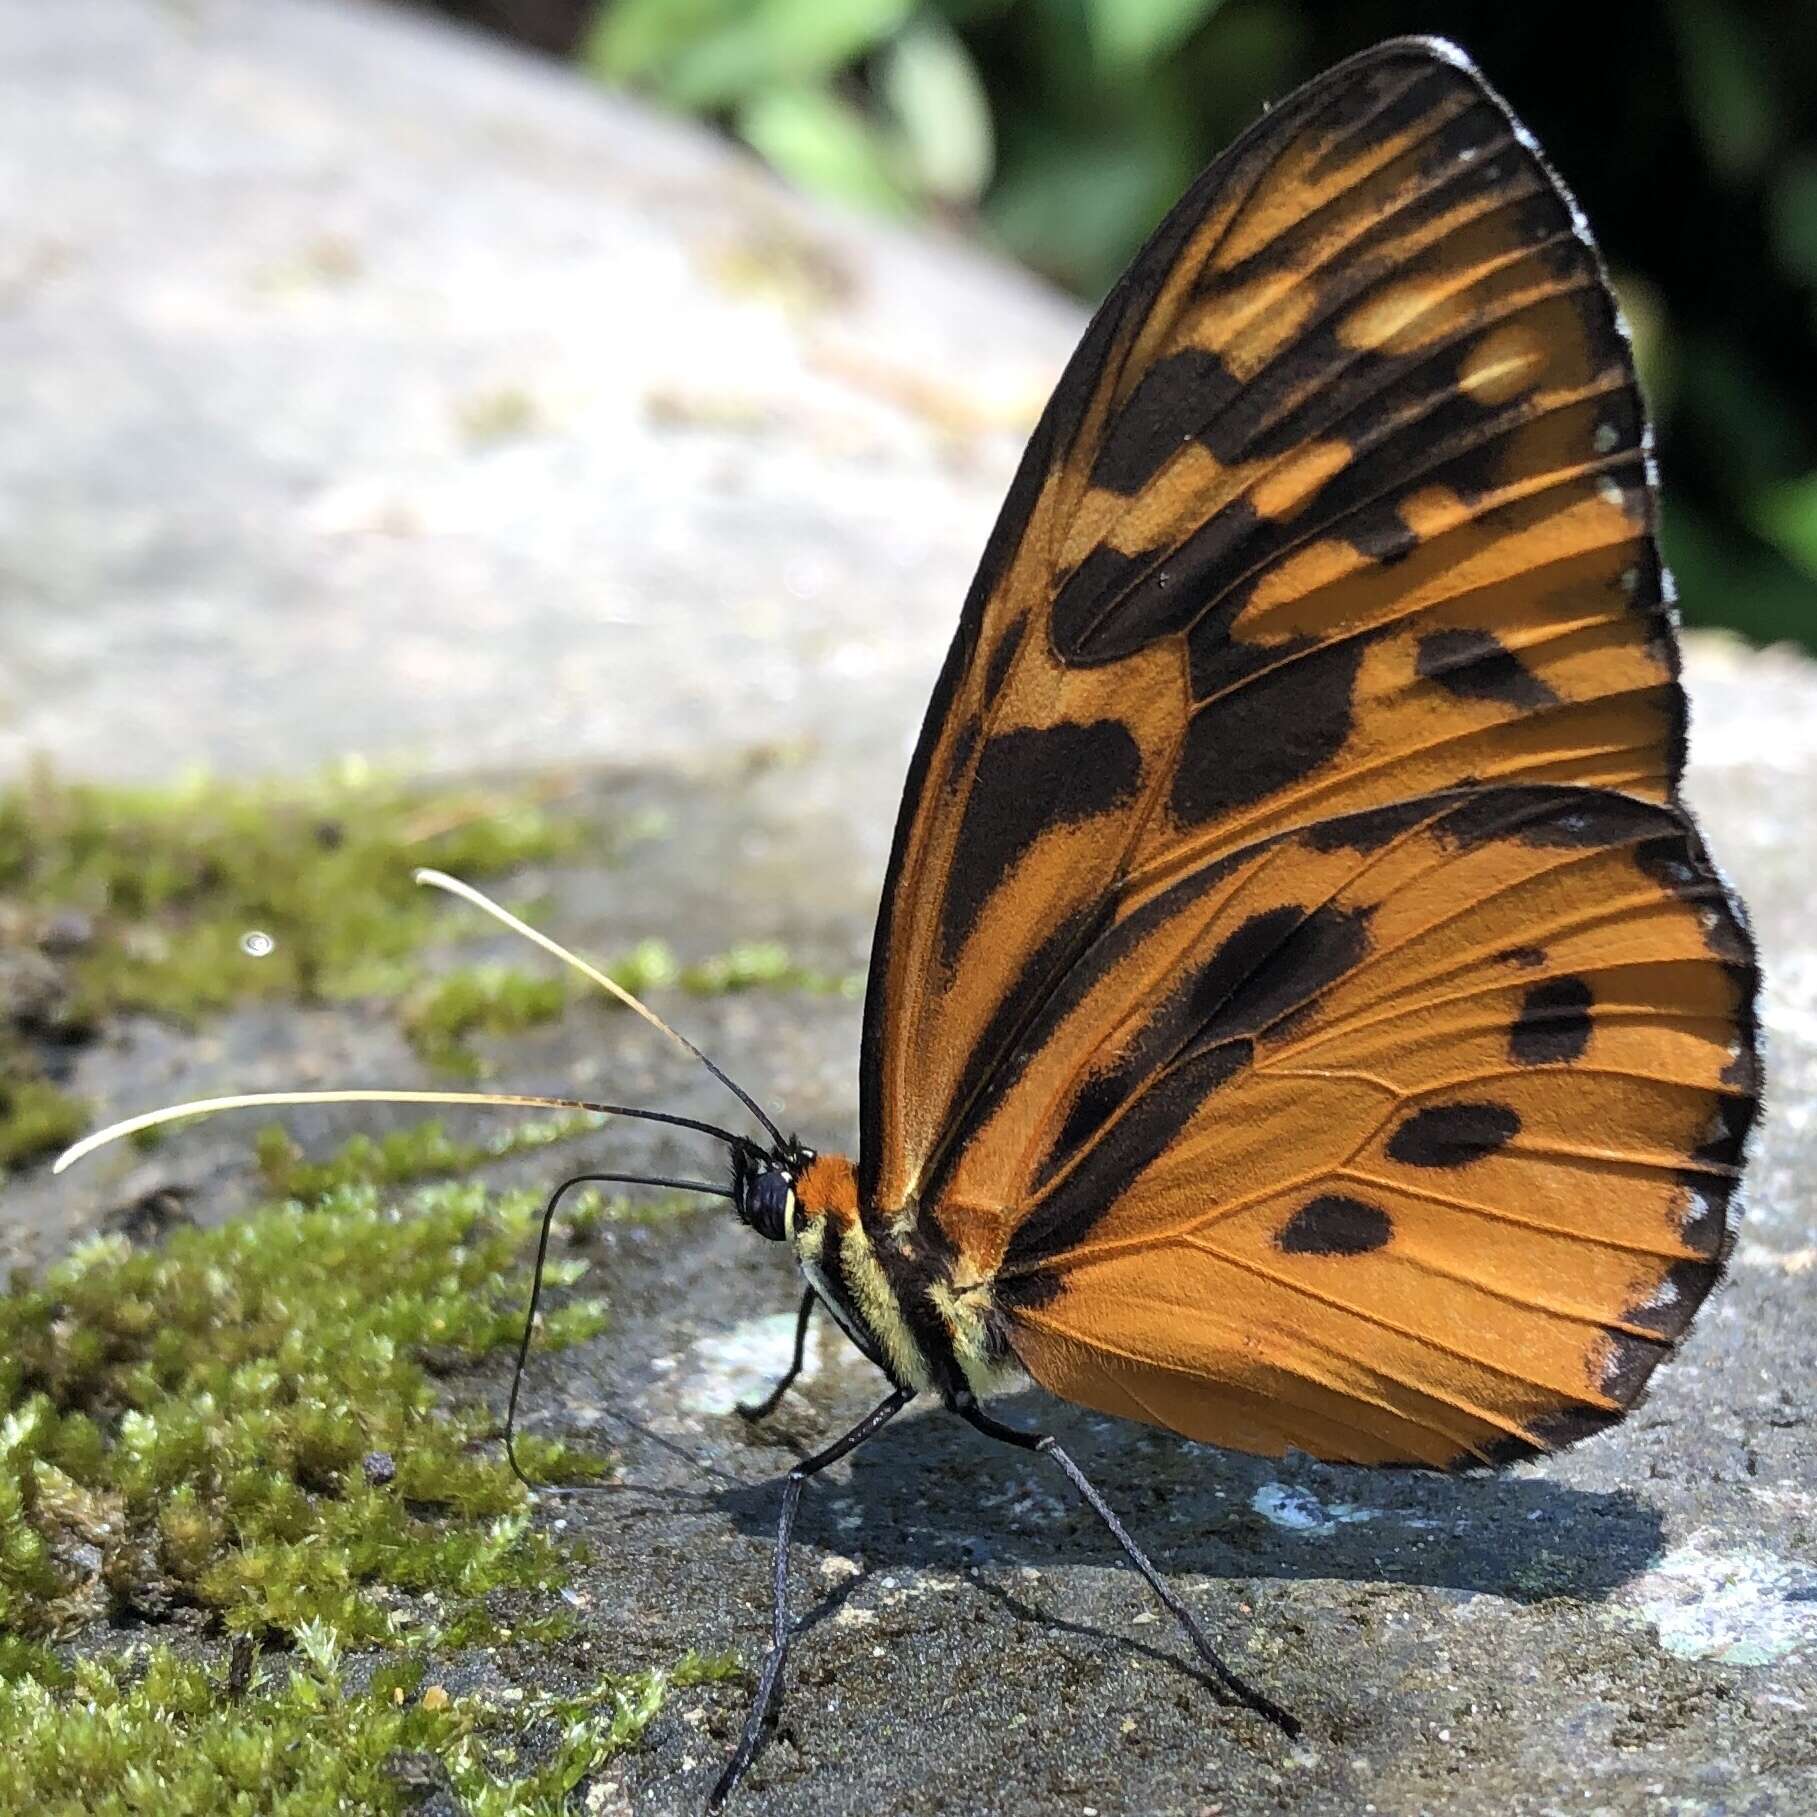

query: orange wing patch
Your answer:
[855,40,1760,1467]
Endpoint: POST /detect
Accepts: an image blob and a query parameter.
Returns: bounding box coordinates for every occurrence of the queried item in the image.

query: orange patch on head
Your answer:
[795,1152,859,1228]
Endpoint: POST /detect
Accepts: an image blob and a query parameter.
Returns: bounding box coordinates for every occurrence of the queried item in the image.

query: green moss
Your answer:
[0,766,866,1182]
[433,1601,583,1651]
[0,1156,752,1805]
[402,966,569,1077]
[606,935,859,1000]
[0,1181,608,1647]
[0,765,586,1178]
[0,764,576,1020]
[0,1076,88,1170]
[0,1635,738,1816]
[254,1114,603,1199]
[558,1186,700,1242]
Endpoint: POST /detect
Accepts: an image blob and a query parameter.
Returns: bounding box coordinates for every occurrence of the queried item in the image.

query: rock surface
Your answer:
[5,3,1816,1813]
[1,0,1068,795]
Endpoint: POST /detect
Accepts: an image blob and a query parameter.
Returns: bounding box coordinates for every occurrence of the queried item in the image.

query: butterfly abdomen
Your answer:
[791,1153,1025,1401]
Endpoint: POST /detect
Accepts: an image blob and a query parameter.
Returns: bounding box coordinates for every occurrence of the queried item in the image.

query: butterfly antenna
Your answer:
[415,869,787,1150]
[53,1091,747,1175]
[506,1169,734,1495]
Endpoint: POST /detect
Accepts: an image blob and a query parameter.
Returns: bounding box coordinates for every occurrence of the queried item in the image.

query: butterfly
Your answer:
[59,34,1759,1809]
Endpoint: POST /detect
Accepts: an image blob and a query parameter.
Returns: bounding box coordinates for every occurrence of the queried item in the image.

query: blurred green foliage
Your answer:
[425,0,1817,651]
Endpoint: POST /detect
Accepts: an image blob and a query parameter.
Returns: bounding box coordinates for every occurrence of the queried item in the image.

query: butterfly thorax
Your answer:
[788,1153,1024,1403]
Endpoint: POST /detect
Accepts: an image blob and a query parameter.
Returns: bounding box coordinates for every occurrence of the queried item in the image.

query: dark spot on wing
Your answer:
[1496,946,1547,969]
[1194,903,1370,1047]
[1050,545,1155,663]
[1621,1258,1717,1342]
[1006,1041,1250,1269]
[982,616,1026,705]
[937,721,1141,971]
[1599,1329,1667,1404]
[1721,1028,1761,1093]
[1345,500,1418,565]
[1675,1180,1729,1261]
[1277,1194,1392,1256]
[917,898,1115,1214]
[996,1266,1061,1313]
[1172,637,1368,823]
[1308,59,1466,173]
[1172,906,1303,1039]
[1030,903,1367,1193]
[1042,1061,1144,1187]
[1509,976,1594,1065]
[1431,786,1675,853]
[1054,502,1266,670]
[1634,832,1755,965]
[1417,627,1560,711]
[1654,885,1757,1267]
[1387,1102,1520,1167]
[1485,1402,1622,1464]
[1305,796,1444,853]
[1091,348,1241,496]
[1685,1085,1755,1186]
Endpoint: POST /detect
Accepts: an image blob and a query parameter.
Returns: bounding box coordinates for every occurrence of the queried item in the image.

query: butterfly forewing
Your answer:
[858,38,1758,1465]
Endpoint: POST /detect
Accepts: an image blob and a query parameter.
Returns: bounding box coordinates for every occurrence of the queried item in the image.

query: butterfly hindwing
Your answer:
[854,38,1759,1465]
[982,785,1755,1466]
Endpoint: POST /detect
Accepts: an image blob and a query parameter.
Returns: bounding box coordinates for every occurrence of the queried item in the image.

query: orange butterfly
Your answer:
[61,35,1759,1808]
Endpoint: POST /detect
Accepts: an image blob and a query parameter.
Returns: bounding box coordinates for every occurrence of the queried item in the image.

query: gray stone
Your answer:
[5,3,1816,1814]
[0,0,1069,804]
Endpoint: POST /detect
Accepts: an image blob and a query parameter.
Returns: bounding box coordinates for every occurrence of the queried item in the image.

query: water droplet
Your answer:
[240,930,275,958]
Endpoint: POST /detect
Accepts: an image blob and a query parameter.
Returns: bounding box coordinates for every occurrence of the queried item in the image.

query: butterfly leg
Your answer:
[736,1289,817,1423]
[952,1396,1300,1739]
[710,1384,916,1809]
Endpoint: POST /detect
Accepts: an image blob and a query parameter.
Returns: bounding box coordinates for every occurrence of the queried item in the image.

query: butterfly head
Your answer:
[730,1134,814,1242]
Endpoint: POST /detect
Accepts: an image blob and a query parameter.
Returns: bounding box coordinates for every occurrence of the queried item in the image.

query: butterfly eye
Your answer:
[737,1164,793,1242]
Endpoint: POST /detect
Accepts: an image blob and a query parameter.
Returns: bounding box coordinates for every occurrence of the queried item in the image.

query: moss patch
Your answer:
[0,1181,610,1648]
[401,966,570,1077]
[0,765,862,1167]
[608,935,859,1001]
[0,1170,739,1807]
[558,1185,700,1239]
[253,1114,606,1200]
[0,763,577,1020]
[0,1076,88,1171]
[0,764,583,1174]
[0,1633,737,1816]
[0,1153,757,1810]
[398,941,856,1079]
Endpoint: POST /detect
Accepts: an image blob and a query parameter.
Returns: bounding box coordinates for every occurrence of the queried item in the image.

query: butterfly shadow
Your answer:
[713,1386,1665,1610]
